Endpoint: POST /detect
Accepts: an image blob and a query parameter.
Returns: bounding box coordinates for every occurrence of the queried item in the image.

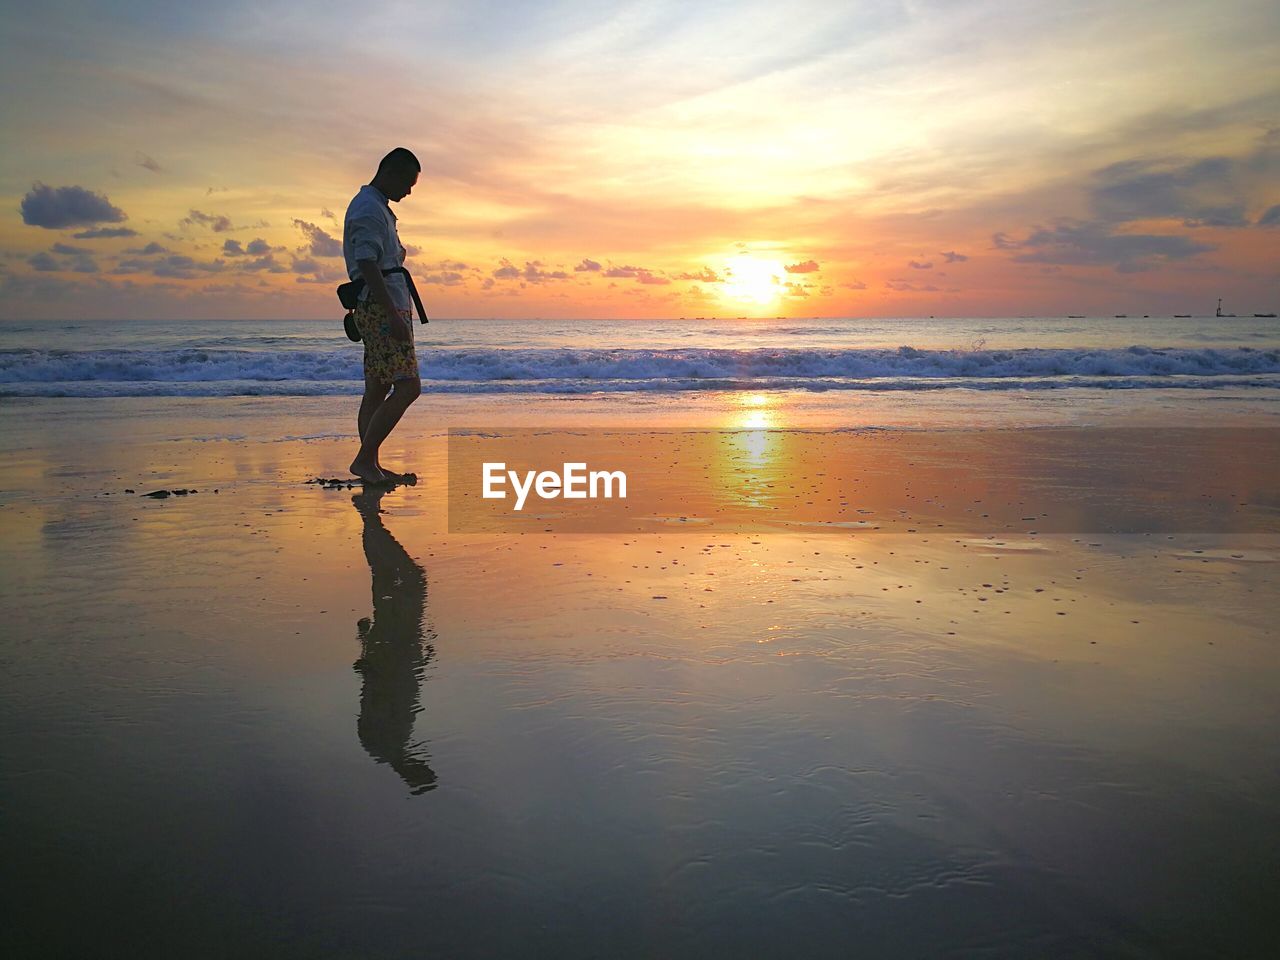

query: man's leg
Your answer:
[351,378,391,484]
[359,377,390,442]
[351,377,421,482]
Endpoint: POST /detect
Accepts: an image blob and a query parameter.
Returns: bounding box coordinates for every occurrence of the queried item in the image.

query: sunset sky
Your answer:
[1,0,1277,320]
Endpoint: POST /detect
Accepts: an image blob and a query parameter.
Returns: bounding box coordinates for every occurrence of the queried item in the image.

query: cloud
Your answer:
[1259,205,1280,227]
[0,271,83,300]
[29,249,98,273]
[841,280,867,290]
[1089,152,1268,228]
[123,242,168,255]
[291,259,346,283]
[908,260,933,269]
[72,226,138,239]
[152,260,203,279]
[784,259,819,273]
[598,263,672,284]
[941,250,969,263]
[574,258,602,272]
[991,232,1017,249]
[20,182,128,229]
[157,255,228,278]
[236,254,286,274]
[216,239,279,266]
[1006,220,1215,272]
[114,254,227,279]
[604,264,647,278]
[293,219,342,257]
[423,272,466,285]
[135,151,162,173]
[673,267,721,282]
[489,259,568,283]
[522,260,569,282]
[181,209,234,232]
[885,279,939,292]
[320,207,336,219]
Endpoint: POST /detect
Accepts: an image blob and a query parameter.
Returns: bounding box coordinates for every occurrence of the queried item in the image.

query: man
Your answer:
[343,147,422,485]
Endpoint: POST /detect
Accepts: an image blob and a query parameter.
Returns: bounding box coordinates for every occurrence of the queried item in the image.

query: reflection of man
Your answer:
[352,488,437,794]
[344,147,422,486]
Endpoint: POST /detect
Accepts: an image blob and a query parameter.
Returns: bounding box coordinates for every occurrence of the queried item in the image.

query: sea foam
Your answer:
[1,345,1277,397]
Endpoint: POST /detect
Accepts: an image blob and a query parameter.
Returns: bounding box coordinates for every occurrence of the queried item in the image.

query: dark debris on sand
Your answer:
[305,474,418,490]
[307,477,362,490]
[141,488,199,499]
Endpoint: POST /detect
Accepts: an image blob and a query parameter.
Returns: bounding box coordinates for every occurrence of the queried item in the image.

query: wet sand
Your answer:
[2,396,1279,958]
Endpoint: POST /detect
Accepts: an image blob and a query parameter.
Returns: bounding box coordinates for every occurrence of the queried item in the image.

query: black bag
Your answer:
[338,266,429,342]
[343,311,361,342]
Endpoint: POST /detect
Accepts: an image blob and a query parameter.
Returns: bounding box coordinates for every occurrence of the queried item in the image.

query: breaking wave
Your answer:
[2,344,1278,397]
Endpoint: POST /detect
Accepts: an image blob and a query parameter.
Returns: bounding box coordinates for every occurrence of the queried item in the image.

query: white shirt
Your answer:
[342,183,411,312]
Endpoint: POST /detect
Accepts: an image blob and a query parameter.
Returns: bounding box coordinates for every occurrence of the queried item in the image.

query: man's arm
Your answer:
[357,259,410,342]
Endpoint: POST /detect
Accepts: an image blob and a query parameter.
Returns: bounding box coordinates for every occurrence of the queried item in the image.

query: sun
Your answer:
[721,256,784,305]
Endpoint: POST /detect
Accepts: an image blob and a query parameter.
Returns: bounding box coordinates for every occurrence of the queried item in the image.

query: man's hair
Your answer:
[377,147,421,174]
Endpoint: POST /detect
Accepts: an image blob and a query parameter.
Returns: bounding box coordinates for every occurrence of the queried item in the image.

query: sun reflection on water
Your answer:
[717,392,789,508]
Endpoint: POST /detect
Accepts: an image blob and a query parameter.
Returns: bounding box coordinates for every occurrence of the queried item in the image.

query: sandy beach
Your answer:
[3,388,1278,957]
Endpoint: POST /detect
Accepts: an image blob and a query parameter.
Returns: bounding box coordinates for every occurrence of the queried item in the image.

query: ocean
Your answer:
[2,315,1279,399]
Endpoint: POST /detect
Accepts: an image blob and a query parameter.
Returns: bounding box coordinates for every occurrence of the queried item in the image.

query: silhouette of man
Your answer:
[344,147,422,485]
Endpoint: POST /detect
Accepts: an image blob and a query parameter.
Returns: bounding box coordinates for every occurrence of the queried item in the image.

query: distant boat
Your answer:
[1066,315,1085,319]
[1173,314,1191,318]
[1114,314,1128,318]
[1216,298,1236,318]
[1256,312,1278,318]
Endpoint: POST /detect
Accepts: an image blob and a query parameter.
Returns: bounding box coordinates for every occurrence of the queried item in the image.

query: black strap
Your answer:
[380,267,429,325]
[339,267,429,324]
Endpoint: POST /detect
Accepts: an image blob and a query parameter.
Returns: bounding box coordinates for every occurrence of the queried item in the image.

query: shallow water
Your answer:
[2,392,1278,958]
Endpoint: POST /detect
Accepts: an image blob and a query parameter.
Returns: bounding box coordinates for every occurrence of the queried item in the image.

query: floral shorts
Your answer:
[354,300,418,383]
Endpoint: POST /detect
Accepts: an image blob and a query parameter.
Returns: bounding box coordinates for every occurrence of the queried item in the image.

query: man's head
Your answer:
[372,147,420,202]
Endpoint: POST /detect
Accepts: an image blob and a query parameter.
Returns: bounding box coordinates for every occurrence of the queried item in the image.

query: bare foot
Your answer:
[349,458,389,486]
[377,466,417,484]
